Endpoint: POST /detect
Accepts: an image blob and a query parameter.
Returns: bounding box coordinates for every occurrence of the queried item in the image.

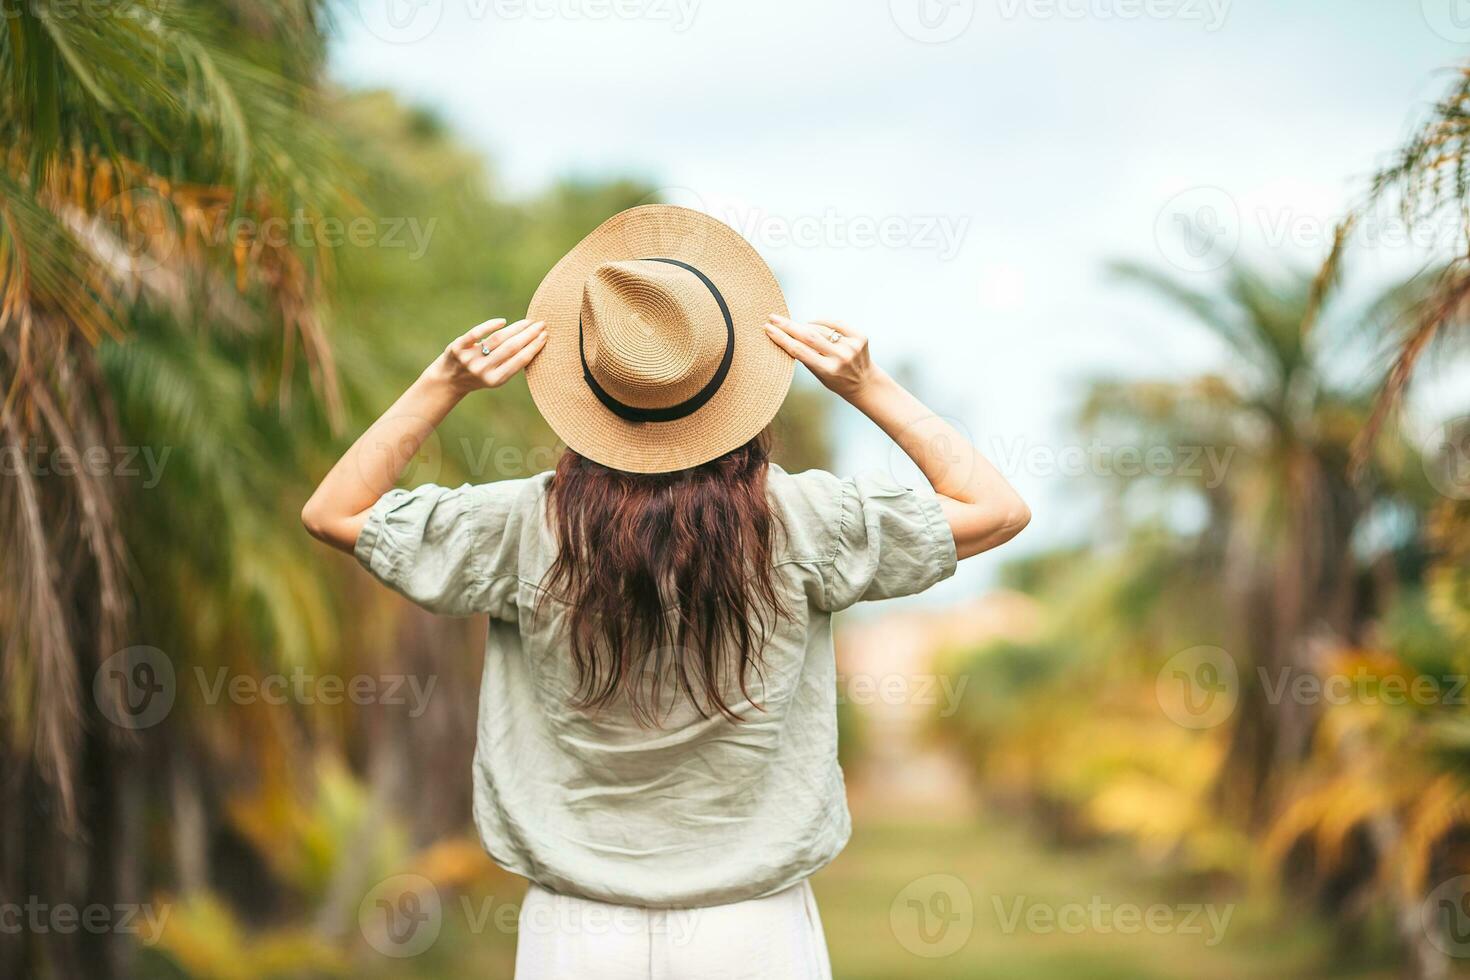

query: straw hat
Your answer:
[524,205,793,473]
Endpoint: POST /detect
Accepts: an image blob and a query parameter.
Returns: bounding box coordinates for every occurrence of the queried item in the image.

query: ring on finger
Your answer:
[479,341,492,356]
[826,329,842,344]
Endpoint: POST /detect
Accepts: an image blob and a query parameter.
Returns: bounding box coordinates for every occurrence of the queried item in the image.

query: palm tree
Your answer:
[1312,67,1470,975]
[1084,260,1468,973]
[1083,260,1428,819]
[1,2,350,974]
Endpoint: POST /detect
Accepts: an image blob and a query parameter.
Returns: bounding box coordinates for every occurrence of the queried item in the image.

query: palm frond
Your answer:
[1109,259,1276,373]
[0,0,355,835]
[1325,64,1470,460]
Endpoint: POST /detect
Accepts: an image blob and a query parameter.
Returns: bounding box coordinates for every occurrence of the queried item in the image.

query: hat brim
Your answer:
[525,205,793,473]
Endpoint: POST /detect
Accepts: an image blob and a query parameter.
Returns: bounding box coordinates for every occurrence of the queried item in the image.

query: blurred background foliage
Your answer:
[937,178,1470,975]
[1,1,1468,978]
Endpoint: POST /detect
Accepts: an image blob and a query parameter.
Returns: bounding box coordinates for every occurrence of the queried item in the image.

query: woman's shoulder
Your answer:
[765,465,848,563]
[456,470,553,502]
[766,464,844,508]
[425,471,553,529]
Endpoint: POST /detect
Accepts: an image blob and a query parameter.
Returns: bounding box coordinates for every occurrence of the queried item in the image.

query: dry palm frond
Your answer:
[1264,772,1394,880]
[1325,66,1470,468]
[1397,775,1470,899]
[1371,68,1470,244]
[1,0,354,834]
[0,404,82,816]
[1302,214,1357,337]
[1351,262,1470,476]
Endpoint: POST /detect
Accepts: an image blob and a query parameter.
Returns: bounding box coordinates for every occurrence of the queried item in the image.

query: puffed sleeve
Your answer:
[820,472,957,612]
[353,480,530,619]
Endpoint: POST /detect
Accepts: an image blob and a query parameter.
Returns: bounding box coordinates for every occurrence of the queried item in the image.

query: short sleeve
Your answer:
[821,472,957,612]
[353,480,533,619]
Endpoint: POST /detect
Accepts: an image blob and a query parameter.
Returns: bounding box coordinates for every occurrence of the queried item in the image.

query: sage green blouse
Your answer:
[354,464,957,908]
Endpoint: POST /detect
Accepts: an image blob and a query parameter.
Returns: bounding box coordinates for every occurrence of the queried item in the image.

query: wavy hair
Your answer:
[541,431,785,724]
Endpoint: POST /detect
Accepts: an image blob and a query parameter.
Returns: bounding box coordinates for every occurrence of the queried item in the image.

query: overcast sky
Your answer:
[331,0,1469,601]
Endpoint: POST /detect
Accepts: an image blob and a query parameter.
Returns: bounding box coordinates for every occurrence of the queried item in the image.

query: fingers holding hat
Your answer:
[442,318,546,391]
[767,313,844,357]
[469,319,547,388]
[466,318,536,363]
[812,318,865,347]
[456,317,506,349]
[765,313,874,399]
[445,318,504,361]
[764,315,829,369]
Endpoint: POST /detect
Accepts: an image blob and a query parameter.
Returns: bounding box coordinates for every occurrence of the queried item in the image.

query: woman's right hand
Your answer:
[764,311,1030,560]
[428,317,548,395]
[763,314,879,401]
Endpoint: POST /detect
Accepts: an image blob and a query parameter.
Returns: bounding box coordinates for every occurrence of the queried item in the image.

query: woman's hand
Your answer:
[763,314,877,400]
[763,311,1030,560]
[302,316,547,554]
[426,317,548,395]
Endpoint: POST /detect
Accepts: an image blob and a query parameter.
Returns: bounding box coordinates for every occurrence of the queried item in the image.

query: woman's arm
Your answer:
[301,317,547,553]
[764,314,1029,559]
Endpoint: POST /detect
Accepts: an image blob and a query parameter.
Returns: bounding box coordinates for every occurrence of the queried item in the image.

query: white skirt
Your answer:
[514,879,833,980]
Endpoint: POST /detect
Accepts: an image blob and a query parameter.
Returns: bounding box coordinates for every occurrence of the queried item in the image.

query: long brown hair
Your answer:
[541,431,785,724]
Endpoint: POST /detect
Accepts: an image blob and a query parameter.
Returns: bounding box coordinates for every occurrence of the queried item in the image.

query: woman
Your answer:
[302,205,1029,978]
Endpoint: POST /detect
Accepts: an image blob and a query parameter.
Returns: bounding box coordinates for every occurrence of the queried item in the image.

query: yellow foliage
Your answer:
[1398,776,1470,899]
[226,755,411,900]
[413,836,512,892]
[148,892,347,980]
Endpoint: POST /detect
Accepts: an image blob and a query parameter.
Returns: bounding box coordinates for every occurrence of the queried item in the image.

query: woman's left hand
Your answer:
[302,316,548,553]
[429,317,548,395]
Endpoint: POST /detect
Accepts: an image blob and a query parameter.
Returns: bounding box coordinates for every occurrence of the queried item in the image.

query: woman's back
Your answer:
[353,463,956,907]
[304,205,1027,976]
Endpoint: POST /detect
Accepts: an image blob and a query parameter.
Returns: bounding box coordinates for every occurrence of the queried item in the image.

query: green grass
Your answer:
[813,813,1399,980]
[344,806,1411,979]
